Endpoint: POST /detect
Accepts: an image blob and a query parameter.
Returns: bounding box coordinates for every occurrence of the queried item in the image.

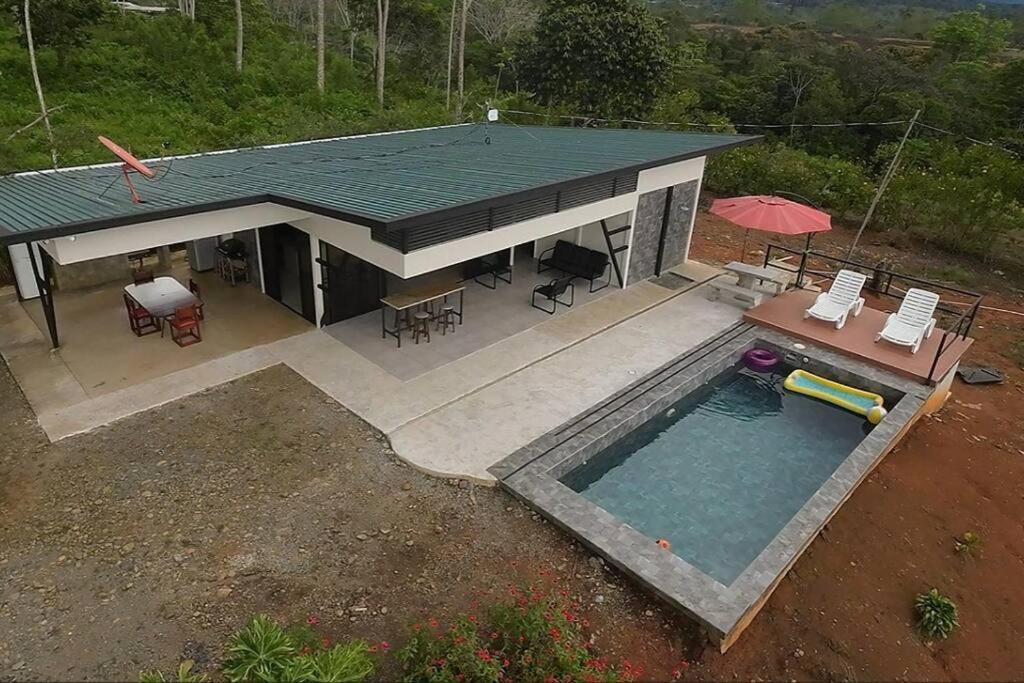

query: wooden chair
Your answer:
[123,293,160,337]
[188,278,205,320]
[531,277,575,315]
[132,269,154,285]
[163,305,202,347]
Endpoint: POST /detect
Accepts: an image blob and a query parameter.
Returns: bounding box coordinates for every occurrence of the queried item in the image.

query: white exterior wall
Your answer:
[8,243,43,299]
[21,155,709,308]
[40,203,311,265]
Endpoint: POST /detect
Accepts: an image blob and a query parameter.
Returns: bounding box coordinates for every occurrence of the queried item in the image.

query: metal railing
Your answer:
[761,243,983,384]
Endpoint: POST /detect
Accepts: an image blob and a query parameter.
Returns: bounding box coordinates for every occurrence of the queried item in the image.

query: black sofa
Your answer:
[537,240,610,292]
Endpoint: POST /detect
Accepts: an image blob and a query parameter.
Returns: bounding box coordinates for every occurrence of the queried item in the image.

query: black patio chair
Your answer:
[531,276,575,315]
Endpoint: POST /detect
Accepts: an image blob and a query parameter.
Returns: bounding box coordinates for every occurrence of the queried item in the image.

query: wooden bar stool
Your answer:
[412,311,431,344]
[436,304,456,335]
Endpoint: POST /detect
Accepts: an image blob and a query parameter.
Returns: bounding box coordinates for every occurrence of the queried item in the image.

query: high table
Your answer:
[124,277,202,319]
[381,282,465,348]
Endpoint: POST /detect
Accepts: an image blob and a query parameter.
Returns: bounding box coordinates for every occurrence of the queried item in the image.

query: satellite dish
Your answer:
[98,135,156,203]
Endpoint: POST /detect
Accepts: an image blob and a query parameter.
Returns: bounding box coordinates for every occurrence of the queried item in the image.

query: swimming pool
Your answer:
[561,364,870,585]
[493,325,925,651]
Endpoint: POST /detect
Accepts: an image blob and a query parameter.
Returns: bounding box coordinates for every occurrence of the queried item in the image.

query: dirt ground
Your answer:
[2,214,1023,682]
[688,214,1024,681]
[0,363,700,682]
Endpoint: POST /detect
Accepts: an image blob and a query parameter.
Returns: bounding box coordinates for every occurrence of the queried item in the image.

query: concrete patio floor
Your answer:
[1,260,737,483]
[326,260,614,381]
[2,262,311,417]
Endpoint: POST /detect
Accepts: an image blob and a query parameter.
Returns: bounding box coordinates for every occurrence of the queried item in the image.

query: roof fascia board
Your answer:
[383,135,762,232]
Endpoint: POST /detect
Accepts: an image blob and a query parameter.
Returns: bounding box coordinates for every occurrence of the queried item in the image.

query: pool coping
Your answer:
[490,323,928,650]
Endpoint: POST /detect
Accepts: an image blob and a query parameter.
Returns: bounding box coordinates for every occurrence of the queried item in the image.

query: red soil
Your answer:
[679,213,1024,681]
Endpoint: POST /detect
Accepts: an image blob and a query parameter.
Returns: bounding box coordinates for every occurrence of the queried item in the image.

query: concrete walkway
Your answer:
[3,262,739,483]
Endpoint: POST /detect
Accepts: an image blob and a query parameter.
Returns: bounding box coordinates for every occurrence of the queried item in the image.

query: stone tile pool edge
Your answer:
[490,323,929,651]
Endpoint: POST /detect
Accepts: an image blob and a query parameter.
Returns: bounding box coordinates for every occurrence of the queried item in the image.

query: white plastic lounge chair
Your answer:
[875,287,940,354]
[803,269,866,329]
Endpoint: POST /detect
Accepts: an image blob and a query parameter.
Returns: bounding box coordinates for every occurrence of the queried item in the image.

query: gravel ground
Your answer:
[0,362,698,682]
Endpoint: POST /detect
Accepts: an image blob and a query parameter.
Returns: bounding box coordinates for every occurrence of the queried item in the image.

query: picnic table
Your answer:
[723,261,791,295]
[380,281,465,348]
[124,277,201,319]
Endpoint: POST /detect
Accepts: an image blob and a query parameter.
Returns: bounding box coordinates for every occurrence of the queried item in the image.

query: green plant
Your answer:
[915,589,960,640]
[220,615,374,683]
[954,531,982,556]
[139,660,208,683]
[223,615,297,682]
[397,586,636,682]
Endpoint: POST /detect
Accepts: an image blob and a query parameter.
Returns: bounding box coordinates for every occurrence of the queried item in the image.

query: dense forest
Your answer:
[2,0,1023,269]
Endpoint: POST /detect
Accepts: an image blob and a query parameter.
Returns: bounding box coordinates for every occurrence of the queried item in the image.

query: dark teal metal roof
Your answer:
[0,124,758,244]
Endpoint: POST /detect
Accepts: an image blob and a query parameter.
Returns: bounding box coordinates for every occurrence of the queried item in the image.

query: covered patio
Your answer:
[3,251,311,416]
[326,255,616,380]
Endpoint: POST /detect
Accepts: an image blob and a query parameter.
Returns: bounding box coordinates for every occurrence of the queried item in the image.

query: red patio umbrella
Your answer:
[709,195,832,263]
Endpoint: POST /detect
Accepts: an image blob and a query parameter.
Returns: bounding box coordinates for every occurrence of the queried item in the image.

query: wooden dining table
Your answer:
[124,277,202,319]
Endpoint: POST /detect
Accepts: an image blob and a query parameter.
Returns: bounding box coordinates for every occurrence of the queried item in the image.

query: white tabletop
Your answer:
[724,261,790,282]
[124,277,201,318]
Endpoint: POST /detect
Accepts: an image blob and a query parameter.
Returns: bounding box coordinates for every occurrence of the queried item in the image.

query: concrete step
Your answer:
[707,281,765,309]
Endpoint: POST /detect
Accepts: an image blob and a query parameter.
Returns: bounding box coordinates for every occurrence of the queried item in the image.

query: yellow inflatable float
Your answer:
[784,369,887,425]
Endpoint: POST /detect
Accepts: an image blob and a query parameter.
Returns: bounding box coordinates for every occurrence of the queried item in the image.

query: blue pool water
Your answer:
[561,364,872,585]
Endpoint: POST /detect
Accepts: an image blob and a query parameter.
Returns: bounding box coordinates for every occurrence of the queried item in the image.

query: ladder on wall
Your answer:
[600,219,631,288]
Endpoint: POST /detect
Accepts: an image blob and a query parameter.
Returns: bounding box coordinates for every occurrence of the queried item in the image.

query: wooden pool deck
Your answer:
[743,289,973,385]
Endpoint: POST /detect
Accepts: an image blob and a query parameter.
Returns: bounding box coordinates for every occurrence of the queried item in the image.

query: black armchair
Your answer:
[531,277,575,314]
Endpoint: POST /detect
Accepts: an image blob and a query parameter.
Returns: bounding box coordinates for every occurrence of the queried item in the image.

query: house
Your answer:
[1,123,758,349]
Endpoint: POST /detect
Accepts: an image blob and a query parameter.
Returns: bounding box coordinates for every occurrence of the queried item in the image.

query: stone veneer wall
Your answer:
[52,254,131,291]
[626,179,700,284]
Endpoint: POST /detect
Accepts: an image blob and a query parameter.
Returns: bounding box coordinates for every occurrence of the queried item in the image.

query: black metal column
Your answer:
[653,185,675,277]
[27,243,59,349]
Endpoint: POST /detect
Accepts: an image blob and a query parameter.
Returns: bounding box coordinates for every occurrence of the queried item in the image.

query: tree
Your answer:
[234,0,243,72]
[930,9,1012,63]
[782,62,816,137]
[375,0,389,105]
[316,0,325,92]
[10,0,107,66]
[21,0,57,168]
[521,0,671,120]
[455,0,472,120]
[445,0,456,109]
[179,0,195,20]
[469,0,537,45]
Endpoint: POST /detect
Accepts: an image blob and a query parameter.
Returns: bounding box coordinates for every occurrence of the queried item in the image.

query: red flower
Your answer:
[321,638,331,649]
[549,627,562,641]
[476,649,492,662]
[469,615,477,623]
[503,659,510,668]
[380,641,391,651]
[306,615,319,626]
[429,618,439,628]
[368,645,378,653]
[490,631,499,640]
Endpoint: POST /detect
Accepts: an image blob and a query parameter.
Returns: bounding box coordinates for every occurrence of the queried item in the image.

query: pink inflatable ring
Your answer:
[743,347,780,372]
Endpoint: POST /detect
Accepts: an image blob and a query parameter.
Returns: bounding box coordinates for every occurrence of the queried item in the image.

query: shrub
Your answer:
[139,661,207,683]
[914,589,959,640]
[954,531,982,557]
[704,143,873,218]
[397,587,636,682]
[142,615,375,683]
